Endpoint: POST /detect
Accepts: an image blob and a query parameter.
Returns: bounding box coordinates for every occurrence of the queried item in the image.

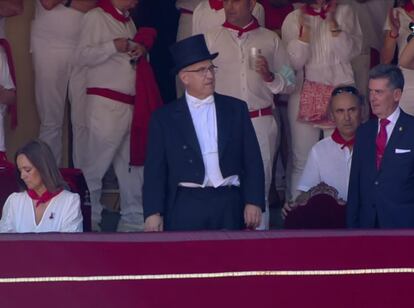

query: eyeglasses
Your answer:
[183,65,218,76]
[407,22,414,43]
[331,86,359,97]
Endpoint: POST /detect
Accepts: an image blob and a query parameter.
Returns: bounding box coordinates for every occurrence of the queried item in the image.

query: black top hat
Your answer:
[170,34,218,75]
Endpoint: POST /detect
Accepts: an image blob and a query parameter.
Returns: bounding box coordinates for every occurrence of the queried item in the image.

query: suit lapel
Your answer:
[173,96,202,158]
[214,94,232,158]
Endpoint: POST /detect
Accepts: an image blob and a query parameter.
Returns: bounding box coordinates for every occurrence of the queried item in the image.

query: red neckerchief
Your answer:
[27,189,63,208]
[98,0,130,23]
[403,1,414,13]
[302,3,330,19]
[0,39,17,129]
[331,128,355,149]
[222,17,260,37]
[209,0,223,11]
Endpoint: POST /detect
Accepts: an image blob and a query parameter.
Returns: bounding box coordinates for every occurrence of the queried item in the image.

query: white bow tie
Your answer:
[190,95,215,108]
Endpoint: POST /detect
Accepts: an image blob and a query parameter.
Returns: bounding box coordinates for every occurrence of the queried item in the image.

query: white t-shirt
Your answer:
[297,136,352,201]
[0,190,83,233]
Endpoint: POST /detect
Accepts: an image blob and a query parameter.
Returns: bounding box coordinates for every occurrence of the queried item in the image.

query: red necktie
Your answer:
[375,118,390,169]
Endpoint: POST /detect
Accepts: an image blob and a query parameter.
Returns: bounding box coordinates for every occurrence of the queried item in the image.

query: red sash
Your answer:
[98,0,130,23]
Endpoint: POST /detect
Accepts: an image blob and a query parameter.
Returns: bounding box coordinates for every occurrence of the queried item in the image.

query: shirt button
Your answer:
[182,145,187,150]
[189,159,193,164]
[374,181,379,185]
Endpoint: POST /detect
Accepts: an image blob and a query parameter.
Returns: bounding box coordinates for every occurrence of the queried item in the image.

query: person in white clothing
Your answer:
[30,0,96,166]
[204,0,295,229]
[0,0,22,164]
[282,85,362,217]
[75,0,145,232]
[0,46,16,164]
[281,0,362,201]
[400,37,414,69]
[192,0,265,35]
[381,0,414,116]
[0,139,83,233]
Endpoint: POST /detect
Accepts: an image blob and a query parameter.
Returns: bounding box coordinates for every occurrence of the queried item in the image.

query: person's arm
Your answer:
[399,37,414,69]
[346,128,362,228]
[60,192,83,232]
[70,0,97,13]
[0,193,17,233]
[381,8,399,64]
[0,0,23,17]
[143,113,167,232]
[240,101,265,229]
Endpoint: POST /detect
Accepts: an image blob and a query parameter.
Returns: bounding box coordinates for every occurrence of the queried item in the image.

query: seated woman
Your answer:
[0,139,83,232]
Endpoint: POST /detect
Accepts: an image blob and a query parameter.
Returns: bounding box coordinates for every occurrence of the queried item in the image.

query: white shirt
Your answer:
[378,106,400,144]
[179,92,239,188]
[75,7,136,95]
[205,25,295,111]
[31,0,84,48]
[282,4,362,86]
[297,136,353,201]
[192,1,265,35]
[0,190,83,233]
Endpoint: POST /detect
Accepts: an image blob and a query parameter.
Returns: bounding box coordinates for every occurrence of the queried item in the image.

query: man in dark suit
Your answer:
[347,64,414,228]
[143,34,265,231]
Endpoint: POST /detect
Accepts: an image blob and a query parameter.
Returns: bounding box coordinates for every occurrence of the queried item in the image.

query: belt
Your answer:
[179,8,193,15]
[249,106,273,118]
[87,87,135,106]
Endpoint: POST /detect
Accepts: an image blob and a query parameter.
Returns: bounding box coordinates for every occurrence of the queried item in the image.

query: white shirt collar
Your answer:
[185,91,215,108]
[380,106,400,126]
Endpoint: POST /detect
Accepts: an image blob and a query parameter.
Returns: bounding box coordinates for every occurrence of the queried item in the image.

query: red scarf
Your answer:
[222,17,260,37]
[0,39,17,129]
[403,1,414,13]
[302,3,330,19]
[331,128,355,149]
[98,0,130,23]
[27,189,63,208]
[209,0,223,11]
[130,27,163,166]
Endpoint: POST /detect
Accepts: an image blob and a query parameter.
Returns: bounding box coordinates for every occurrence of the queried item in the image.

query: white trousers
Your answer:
[31,37,73,165]
[252,115,278,230]
[68,66,88,169]
[82,95,144,231]
[175,13,193,98]
[287,91,333,200]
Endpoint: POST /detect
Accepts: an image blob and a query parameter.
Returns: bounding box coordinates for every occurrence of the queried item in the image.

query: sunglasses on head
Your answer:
[331,86,359,97]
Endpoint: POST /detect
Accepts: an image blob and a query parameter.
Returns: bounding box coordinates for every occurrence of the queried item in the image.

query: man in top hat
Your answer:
[143,34,265,231]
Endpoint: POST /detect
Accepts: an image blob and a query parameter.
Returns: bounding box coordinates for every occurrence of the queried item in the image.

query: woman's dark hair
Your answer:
[14,139,67,192]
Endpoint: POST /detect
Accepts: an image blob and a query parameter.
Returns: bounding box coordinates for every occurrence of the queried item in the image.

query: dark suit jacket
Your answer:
[143,93,265,220]
[347,110,414,228]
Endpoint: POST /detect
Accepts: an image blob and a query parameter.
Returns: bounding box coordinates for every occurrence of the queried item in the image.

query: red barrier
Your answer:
[0,230,414,308]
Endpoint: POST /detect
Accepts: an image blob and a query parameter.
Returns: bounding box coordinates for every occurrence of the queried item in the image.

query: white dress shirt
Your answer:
[378,106,400,143]
[297,136,353,201]
[179,92,239,188]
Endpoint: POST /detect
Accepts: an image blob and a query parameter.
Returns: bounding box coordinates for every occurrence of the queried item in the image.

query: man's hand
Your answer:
[255,55,274,82]
[128,41,147,59]
[114,38,130,53]
[298,10,311,43]
[244,204,262,229]
[144,214,163,232]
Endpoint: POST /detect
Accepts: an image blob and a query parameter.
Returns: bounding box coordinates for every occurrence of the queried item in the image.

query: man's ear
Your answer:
[178,71,188,87]
[393,88,403,103]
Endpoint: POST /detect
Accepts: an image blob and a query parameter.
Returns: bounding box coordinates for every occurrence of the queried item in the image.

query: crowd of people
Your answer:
[0,0,414,233]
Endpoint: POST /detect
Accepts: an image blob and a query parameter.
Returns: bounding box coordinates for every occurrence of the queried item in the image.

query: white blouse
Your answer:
[0,190,83,233]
